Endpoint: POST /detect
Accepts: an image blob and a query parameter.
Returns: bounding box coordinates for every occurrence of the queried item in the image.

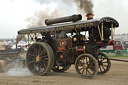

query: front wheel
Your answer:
[75,54,98,78]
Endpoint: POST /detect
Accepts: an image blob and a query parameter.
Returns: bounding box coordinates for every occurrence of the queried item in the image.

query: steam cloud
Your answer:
[26,9,64,28]
[5,59,32,76]
[35,0,94,13]
[26,0,94,28]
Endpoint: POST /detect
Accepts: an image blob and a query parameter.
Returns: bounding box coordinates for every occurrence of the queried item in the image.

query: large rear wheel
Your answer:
[26,42,54,75]
[75,54,98,78]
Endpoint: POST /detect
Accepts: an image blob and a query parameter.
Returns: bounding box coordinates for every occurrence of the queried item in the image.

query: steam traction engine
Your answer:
[18,14,119,78]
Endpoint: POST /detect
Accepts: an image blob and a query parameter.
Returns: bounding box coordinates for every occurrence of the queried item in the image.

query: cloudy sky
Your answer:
[0,0,128,38]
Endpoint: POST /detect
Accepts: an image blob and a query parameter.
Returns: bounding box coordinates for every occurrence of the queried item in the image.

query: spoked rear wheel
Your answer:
[98,52,111,75]
[52,64,71,72]
[26,42,54,75]
[75,54,98,78]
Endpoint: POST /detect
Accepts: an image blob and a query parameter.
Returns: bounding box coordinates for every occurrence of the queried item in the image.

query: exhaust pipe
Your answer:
[45,14,82,25]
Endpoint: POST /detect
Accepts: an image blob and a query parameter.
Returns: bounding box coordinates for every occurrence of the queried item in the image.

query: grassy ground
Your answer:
[103,52,128,57]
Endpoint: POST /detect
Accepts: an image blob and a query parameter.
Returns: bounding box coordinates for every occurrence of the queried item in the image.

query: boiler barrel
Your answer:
[45,14,82,25]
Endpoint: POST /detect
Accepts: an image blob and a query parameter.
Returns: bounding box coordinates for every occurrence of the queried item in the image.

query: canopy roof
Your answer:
[18,17,119,35]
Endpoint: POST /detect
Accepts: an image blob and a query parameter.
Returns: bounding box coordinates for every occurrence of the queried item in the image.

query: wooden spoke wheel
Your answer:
[26,42,54,75]
[52,64,71,72]
[75,54,98,78]
[98,52,111,75]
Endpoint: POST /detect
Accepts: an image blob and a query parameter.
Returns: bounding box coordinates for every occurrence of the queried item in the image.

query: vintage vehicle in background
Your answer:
[122,41,128,53]
[0,41,6,50]
[100,40,124,56]
[0,40,26,72]
[11,41,27,52]
[18,13,119,78]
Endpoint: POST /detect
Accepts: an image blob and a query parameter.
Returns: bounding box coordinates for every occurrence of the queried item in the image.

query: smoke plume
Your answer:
[74,0,94,13]
[26,0,94,28]
[26,8,64,28]
[34,0,94,13]
[26,0,76,28]
[16,35,24,44]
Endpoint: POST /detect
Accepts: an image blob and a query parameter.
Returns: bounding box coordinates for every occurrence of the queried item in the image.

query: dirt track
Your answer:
[0,58,128,85]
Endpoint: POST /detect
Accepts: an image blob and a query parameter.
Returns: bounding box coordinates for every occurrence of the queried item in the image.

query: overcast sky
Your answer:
[0,0,128,38]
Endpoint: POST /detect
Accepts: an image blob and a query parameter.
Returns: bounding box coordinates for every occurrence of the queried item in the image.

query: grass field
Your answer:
[102,52,128,57]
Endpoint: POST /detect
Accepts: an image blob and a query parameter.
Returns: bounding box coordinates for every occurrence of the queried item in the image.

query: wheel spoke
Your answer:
[101,65,106,71]
[79,67,84,70]
[88,65,94,72]
[37,45,42,55]
[87,69,91,75]
[86,56,88,64]
[78,61,83,66]
[42,59,48,63]
[41,55,48,58]
[28,60,36,64]
[33,51,38,57]
[38,66,41,72]
[42,57,48,61]
[82,58,85,63]
[103,64,108,67]
[39,61,43,66]
[86,57,89,64]
[28,53,36,57]
[99,66,102,72]
[102,61,107,63]
[39,50,45,56]
[42,62,46,69]
[101,58,106,61]
[32,46,38,54]
[86,69,88,75]
[82,69,85,74]
[32,61,37,66]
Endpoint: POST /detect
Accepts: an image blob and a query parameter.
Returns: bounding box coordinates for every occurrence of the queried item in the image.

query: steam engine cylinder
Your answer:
[45,14,82,25]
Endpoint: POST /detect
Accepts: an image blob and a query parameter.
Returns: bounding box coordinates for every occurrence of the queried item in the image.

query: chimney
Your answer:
[86,13,94,20]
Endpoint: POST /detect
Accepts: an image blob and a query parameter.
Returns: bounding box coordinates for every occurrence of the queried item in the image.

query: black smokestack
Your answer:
[86,13,94,20]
